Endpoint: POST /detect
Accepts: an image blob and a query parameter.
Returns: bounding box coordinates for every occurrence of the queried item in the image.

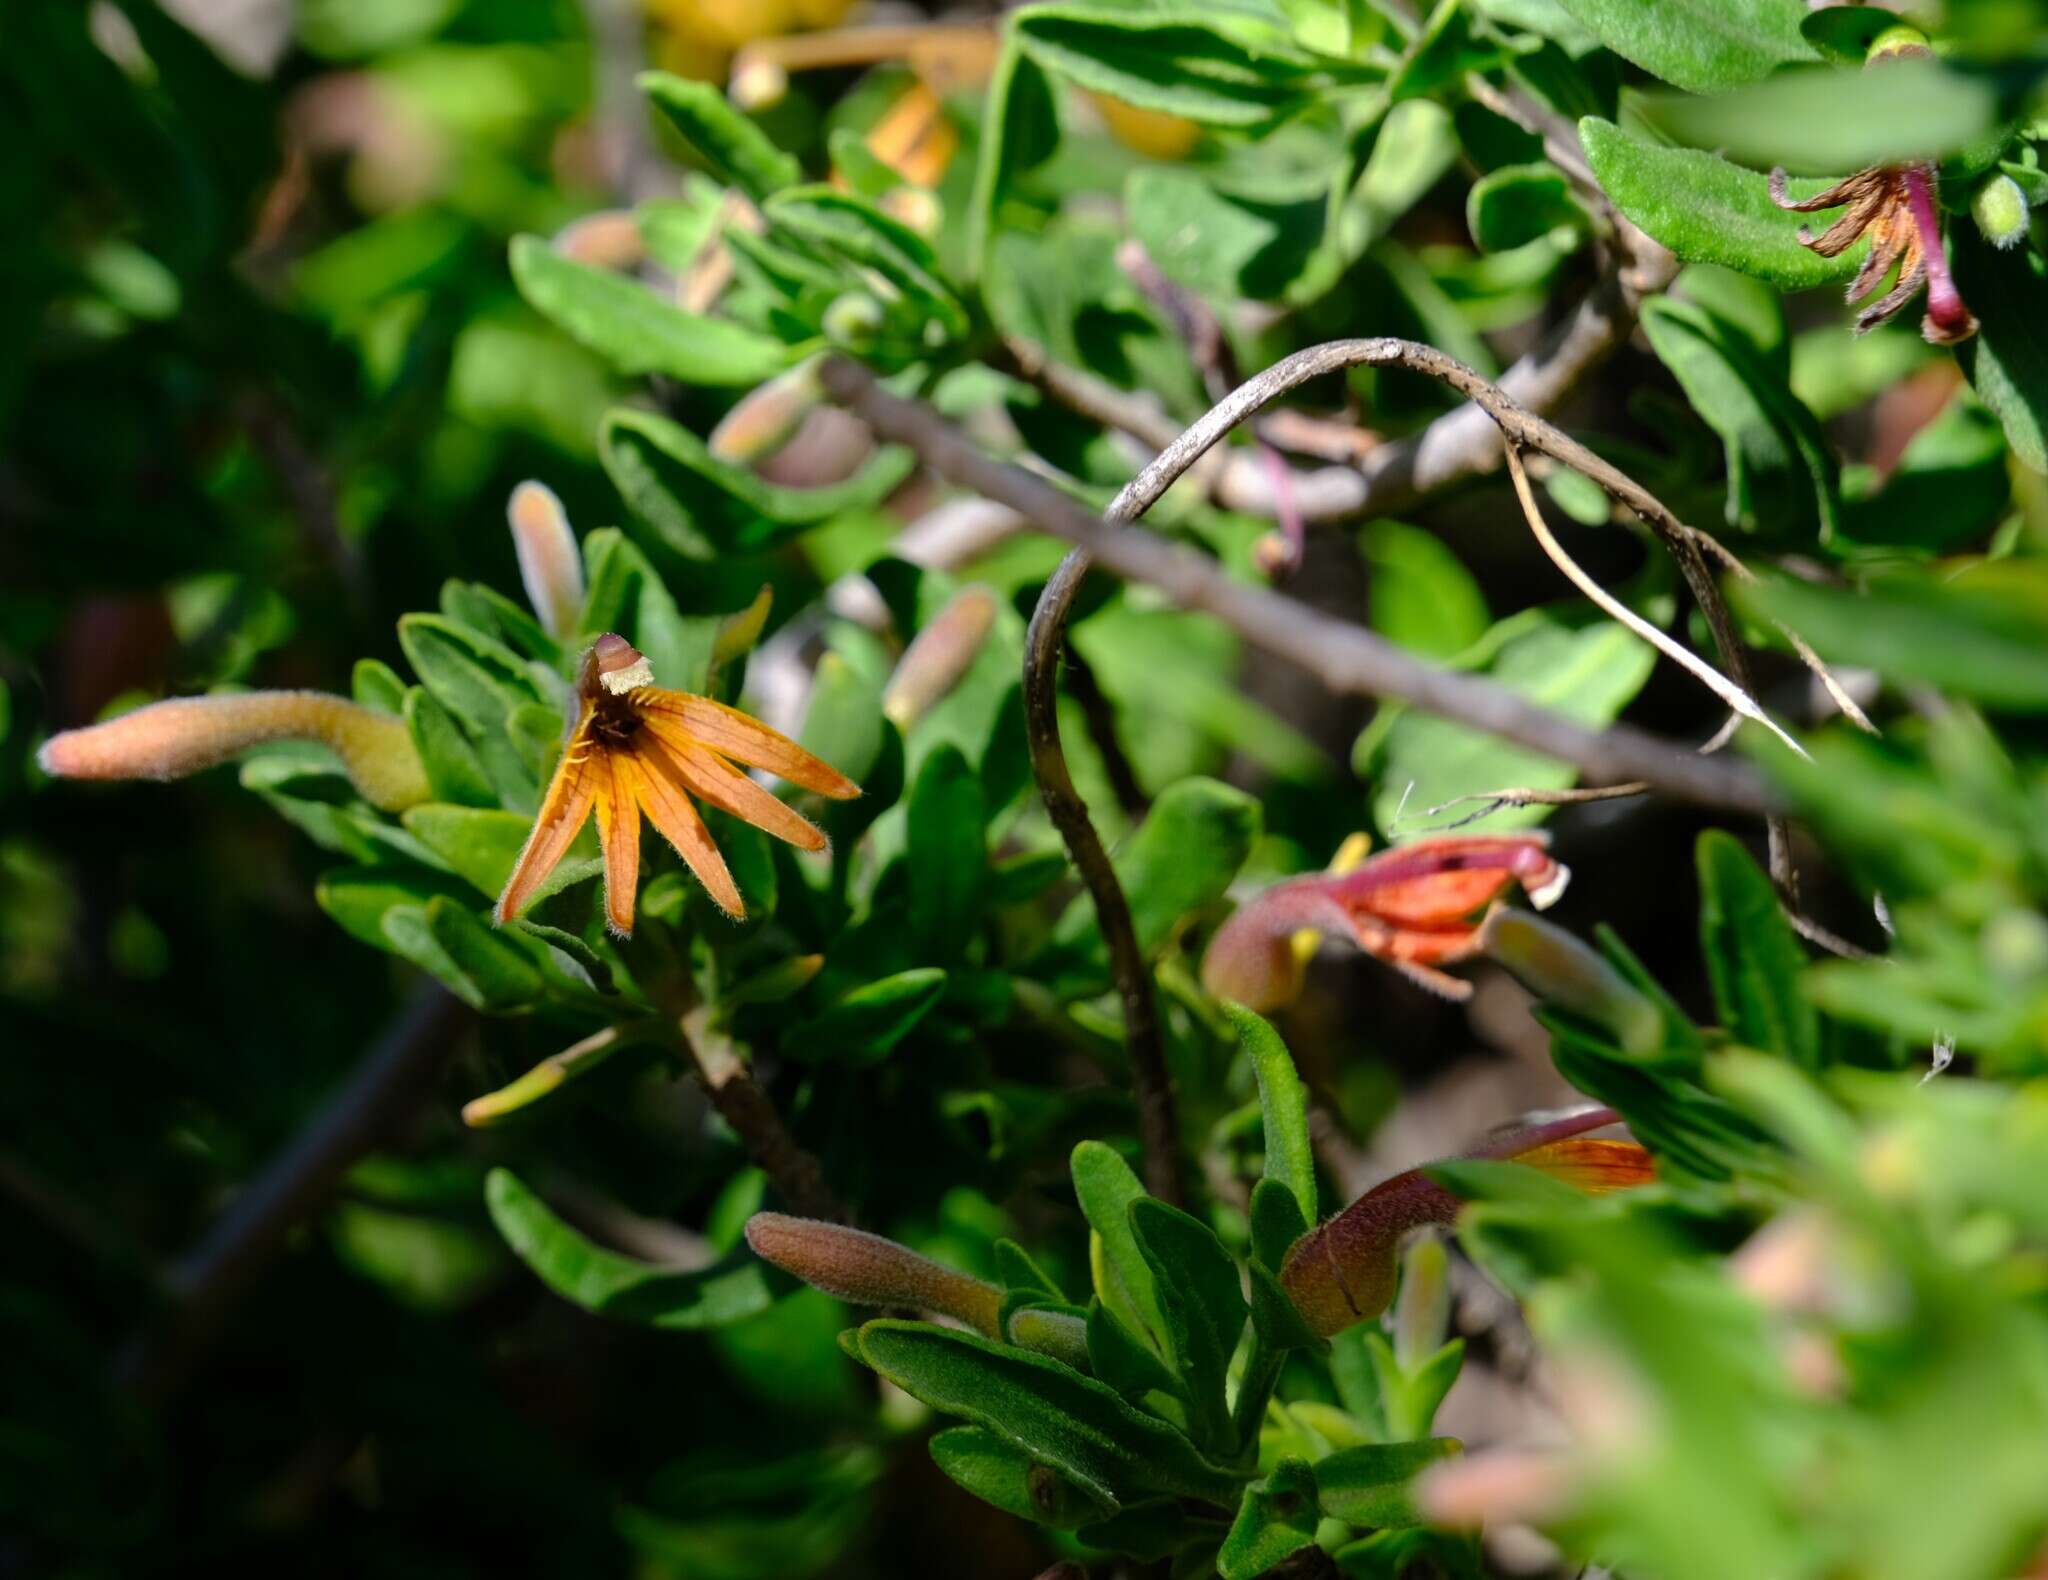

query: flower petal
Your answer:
[644,731,829,852]
[628,747,746,918]
[496,733,599,924]
[593,750,641,935]
[639,690,859,798]
[1514,1137,1656,1193]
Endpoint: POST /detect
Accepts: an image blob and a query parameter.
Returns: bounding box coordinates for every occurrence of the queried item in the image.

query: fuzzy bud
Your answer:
[744,1212,1004,1336]
[507,480,585,641]
[39,691,430,811]
[1005,1307,1091,1369]
[1972,172,2031,251]
[1393,1231,1451,1369]
[462,1026,622,1128]
[1479,910,1664,1056]
[883,586,999,728]
[552,209,647,270]
[708,358,825,465]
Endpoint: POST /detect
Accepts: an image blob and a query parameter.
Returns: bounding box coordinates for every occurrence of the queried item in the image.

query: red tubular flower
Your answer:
[1280,1108,1655,1338]
[1766,31,1976,346]
[1200,834,1568,1007]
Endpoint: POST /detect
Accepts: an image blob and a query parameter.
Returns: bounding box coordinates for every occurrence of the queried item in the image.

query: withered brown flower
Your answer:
[496,633,858,933]
[1769,162,1977,344]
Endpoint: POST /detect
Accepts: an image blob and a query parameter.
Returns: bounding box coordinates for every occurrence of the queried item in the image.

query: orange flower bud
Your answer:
[883,586,999,728]
[39,691,430,811]
[507,480,585,641]
[744,1212,1003,1335]
[707,357,825,465]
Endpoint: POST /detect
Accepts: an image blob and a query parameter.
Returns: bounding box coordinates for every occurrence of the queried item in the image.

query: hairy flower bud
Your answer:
[822,292,885,352]
[1972,173,2031,250]
[1478,910,1664,1056]
[1005,1307,1091,1369]
[552,209,647,270]
[708,358,825,465]
[507,480,585,640]
[883,586,999,728]
[745,1212,1003,1335]
[39,691,430,811]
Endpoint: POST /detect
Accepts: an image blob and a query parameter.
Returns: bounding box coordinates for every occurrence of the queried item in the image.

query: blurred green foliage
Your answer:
[7,0,2048,1577]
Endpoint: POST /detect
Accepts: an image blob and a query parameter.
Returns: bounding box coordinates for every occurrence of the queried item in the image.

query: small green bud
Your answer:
[1972,172,2031,250]
[822,292,885,351]
[1866,23,1931,62]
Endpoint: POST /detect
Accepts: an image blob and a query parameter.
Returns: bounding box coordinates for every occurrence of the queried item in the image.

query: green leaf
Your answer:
[421,896,545,1010]
[1551,0,1814,91]
[1126,164,1326,303]
[1581,118,1864,290]
[787,968,949,1066]
[401,804,565,901]
[1314,1438,1462,1528]
[352,658,407,714]
[1362,521,1490,659]
[601,408,915,560]
[968,38,1061,281]
[485,1168,774,1327]
[1249,1177,1310,1276]
[1130,1198,1249,1452]
[398,613,543,732]
[1358,611,1656,833]
[994,1241,1067,1300]
[1696,830,1819,1068]
[510,236,795,388]
[1732,562,2048,711]
[1227,1005,1316,1233]
[1367,1331,1466,1442]
[638,71,800,201]
[906,745,987,960]
[1219,1459,1320,1580]
[763,187,969,343]
[1087,1297,1184,1400]
[1058,777,1262,961]
[1247,1255,1324,1353]
[927,1425,1113,1529]
[1799,5,1897,64]
[316,864,484,954]
[1953,222,2048,474]
[854,1319,1245,1506]
[1072,1140,1168,1350]
[1642,60,1997,176]
[1013,5,1345,127]
[1640,296,1839,540]
[1465,161,1587,252]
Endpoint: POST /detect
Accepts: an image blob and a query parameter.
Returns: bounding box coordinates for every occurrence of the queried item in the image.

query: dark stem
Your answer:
[1060,638,1149,818]
[624,927,847,1223]
[119,982,470,1401]
[1026,552,1185,1207]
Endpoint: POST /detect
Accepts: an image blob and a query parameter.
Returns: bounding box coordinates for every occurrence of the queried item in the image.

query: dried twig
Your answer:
[1400,781,1651,834]
[1024,550,1186,1206]
[1500,439,1808,759]
[820,350,1776,813]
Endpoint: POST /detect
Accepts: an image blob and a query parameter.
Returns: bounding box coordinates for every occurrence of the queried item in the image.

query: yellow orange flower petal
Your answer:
[495,736,600,925]
[638,690,858,798]
[644,728,827,853]
[592,748,641,935]
[627,747,746,918]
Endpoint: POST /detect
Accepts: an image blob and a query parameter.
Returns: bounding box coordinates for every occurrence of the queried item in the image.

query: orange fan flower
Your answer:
[495,633,859,933]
